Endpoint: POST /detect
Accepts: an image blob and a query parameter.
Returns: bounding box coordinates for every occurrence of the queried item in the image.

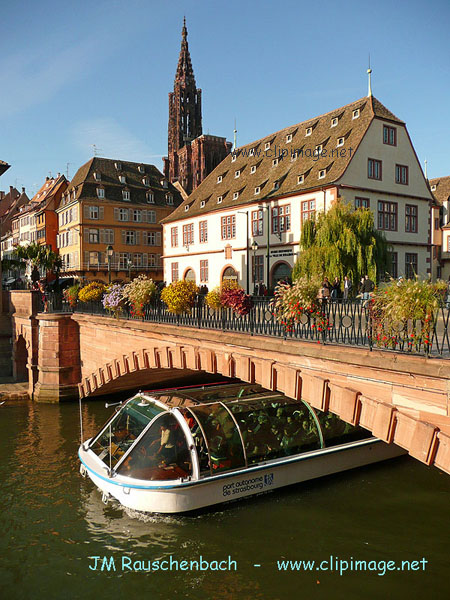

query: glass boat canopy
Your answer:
[88,383,371,482]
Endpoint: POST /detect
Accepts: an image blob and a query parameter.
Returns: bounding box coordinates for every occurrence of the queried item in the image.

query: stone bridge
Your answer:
[5,290,450,475]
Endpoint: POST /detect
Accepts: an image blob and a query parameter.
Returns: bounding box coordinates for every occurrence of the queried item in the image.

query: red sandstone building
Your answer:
[163,19,231,195]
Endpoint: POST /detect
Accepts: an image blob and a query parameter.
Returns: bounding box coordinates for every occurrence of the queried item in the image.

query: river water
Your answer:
[0,397,448,600]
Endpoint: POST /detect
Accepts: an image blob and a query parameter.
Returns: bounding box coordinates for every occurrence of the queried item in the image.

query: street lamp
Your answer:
[237,211,250,293]
[251,240,259,294]
[106,245,113,284]
[127,258,133,281]
[258,205,271,292]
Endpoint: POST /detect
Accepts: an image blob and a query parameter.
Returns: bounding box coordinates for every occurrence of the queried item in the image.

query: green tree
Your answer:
[292,201,390,284]
[13,243,61,279]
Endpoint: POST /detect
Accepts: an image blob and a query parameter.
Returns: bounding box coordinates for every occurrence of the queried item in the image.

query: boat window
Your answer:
[181,408,210,476]
[89,395,165,468]
[315,411,371,447]
[189,404,246,474]
[117,413,192,481]
[176,383,268,405]
[226,397,321,465]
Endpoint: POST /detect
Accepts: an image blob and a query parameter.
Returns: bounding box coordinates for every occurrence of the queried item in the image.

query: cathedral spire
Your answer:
[175,17,195,85]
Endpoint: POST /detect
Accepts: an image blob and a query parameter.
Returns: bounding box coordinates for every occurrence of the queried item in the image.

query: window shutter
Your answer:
[84,251,89,267]
[84,205,90,219]
[156,232,161,246]
[121,230,126,244]
[73,205,78,220]
[157,254,161,265]
[99,207,104,220]
[84,228,89,243]
[74,251,78,267]
[99,229,105,244]
[142,253,148,266]
[110,229,114,244]
[114,208,119,221]
[56,234,60,249]
[135,231,140,245]
[124,209,129,221]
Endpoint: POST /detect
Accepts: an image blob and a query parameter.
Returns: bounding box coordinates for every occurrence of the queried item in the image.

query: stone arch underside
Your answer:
[79,343,450,475]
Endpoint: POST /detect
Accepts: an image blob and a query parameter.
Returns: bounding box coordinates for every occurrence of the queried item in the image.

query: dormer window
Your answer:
[306,127,312,136]
[122,190,130,201]
[272,158,279,167]
[138,165,145,174]
[265,142,271,151]
[315,144,323,155]
[297,175,304,184]
[231,154,237,162]
[352,109,360,119]
[119,175,126,184]
[431,185,437,191]
[235,170,240,178]
[291,152,298,162]
[217,175,222,183]
[200,200,206,208]
[331,117,338,127]
[217,196,223,204]
[146,192,154,203]
[249,148,255,156]
[318,169,326,179]
[166,193,174,205]
[161,179,168,188]
[143,176,150,186]
[96,187,105,199]
[337,137,344,147]
[273,181,280,191]
[94,171,101,181]
[115,162,122,170]
[286,134,293,143]
[250,165,256,174]
[184,205,189,212]
[254,186,260,195]
[233,191,239,200]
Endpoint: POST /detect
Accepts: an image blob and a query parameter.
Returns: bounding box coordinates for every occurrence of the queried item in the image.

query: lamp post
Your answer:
[106,245,113,284]
[258,205,271,292]
[237,211,250,293]
[251,240,258,295]
[127,259,133,281]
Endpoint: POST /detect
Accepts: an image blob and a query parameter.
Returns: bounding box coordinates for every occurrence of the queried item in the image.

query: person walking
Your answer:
[361,274,375,301]
[343,276,352,300]
[331,277,341,300]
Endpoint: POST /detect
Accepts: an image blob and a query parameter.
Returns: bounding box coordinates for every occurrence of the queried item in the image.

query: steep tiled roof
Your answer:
[0,160,10,176]
[163,96,403,223]
[430,176,450,206]
[60,157,183,209]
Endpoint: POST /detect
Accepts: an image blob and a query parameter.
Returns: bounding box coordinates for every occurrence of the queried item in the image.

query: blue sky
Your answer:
[1,0,449,195]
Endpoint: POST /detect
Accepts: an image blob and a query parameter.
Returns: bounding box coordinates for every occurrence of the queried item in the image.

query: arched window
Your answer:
[272,262,292,285]
[184,268,196,282]
[222,266,238,282]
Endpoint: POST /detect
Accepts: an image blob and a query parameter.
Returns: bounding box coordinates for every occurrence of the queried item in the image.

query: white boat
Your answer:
[78,383,404,514]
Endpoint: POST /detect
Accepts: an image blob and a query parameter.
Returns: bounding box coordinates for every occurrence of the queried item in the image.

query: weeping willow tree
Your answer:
[292,201,390,284]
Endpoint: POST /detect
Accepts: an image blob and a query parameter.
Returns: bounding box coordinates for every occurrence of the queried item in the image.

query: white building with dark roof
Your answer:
[162,94,433,291]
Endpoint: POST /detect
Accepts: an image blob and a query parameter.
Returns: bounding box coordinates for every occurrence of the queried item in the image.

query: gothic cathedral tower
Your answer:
[164,19,231,195]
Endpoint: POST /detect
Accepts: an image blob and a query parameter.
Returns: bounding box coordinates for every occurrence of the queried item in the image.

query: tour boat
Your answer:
[78,383,404,514]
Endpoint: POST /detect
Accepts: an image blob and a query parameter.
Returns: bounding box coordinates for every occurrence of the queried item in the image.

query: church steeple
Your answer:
[175,17,196,86]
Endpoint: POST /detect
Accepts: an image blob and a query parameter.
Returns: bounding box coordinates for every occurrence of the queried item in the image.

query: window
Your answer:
[249,148,255,156]
[250,165,256,174]
[133,253,143,267]
[395,164,409,185]
[231,154,237,162]
[171,262,179,282]
[96,187,105,199]
[318,169,326,179]
[265,142,271,150]
[352,109,360,119]
[297,175,304,184]
[138,165,145,174]
[301,200,315,223]
[184,205,189,212]
[272,205,291,234]
[337,137,344,147]
[431,185,436,192]
[122,190,130,201]
[166,193,174,205]
[405,204,418,233]
[253,255,264,283]
[286,134,292,143]
[378,201,398,231]
[118,252,129,269]
[254,186,260,195]
[143,176,150,186]
[161,180,168,189]
[182,223,194,246]
[368,158,382,180]
[119,175,126,184]
[115,162,122,170]
[235,170,240,178]
[331,117,338,127]
[217,175,222,183]
[94,172,101,181]
[383,125,397,146]
[144,231,160,246]
[405,253,418,279]
[273,181,280,191]
[171,227,178,247]
[200,200,206,208]
[355,197,370,209]
[118,208,129,221]
[125,231,136,245]
[89,206,99,219]
[389,252,398,278]
[100,229,114,244]
[272,158,279,167]
[217,196,223,204]
[252,210,263,236]
[221,215,236,239]
[132,209,142,222]
[89,228,99,244]
[315,144,323,155]
[305,127,312,136]
[199,221,208,243]
[233,191,239,200]
[200,260,209,282]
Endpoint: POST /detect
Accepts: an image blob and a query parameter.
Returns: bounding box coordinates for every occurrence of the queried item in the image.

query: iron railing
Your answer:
[42,292,450,358]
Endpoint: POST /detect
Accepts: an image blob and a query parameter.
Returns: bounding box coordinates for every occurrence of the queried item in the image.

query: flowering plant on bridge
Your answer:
[63,284,80,308]
[160,280,199,314]
[205,280,245,312]
[271,276,330,339]
[370,277,447,350]
[102,283,125,317]
[78,281,106,303]
[123,275,156,318]
[220,287,253,316]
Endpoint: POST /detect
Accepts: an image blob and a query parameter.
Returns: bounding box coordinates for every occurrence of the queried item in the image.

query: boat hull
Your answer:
[79,438,405,514]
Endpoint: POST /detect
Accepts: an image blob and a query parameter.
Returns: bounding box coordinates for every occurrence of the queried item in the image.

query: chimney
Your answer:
[10,185,14,196]
[22,187,25,194]
[0,191,5,200]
